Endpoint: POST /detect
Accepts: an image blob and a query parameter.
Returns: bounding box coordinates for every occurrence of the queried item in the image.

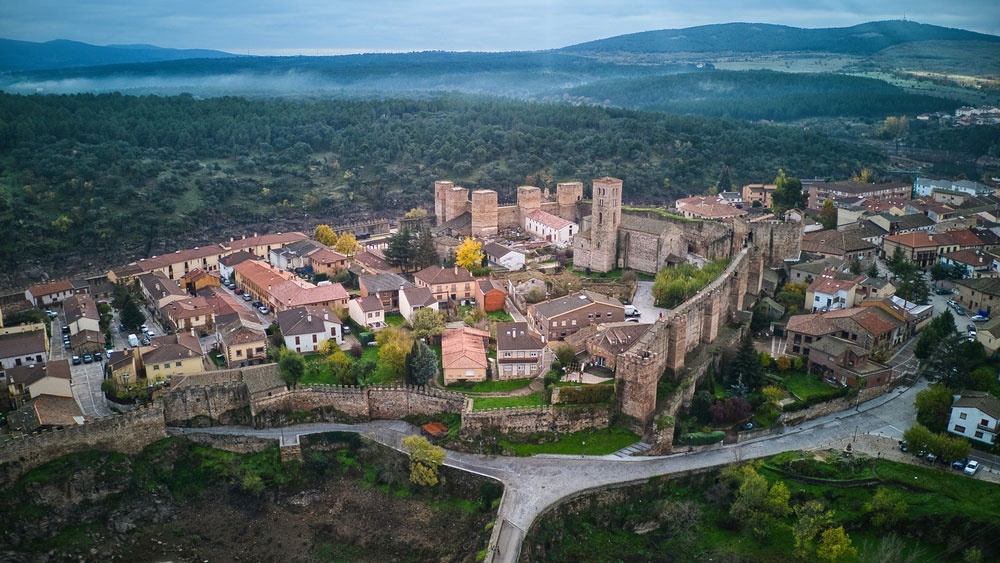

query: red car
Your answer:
[234,288,243,295]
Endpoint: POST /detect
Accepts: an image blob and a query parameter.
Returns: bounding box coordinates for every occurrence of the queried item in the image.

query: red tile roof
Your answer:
[442,327,490,370]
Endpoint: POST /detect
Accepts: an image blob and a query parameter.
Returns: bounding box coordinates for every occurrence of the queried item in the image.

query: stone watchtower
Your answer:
[589,176,623,272]
[517,185,542,227]
[471,189,499,237]
[434,180,454,226]
[556,181,584,222]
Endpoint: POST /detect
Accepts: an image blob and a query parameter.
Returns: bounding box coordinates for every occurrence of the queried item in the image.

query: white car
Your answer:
[964,460,979,476]
[971,315,990,322]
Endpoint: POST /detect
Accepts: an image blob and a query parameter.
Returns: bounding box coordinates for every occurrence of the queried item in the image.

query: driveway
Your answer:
[631,281,669,324]
[70,357,111,418]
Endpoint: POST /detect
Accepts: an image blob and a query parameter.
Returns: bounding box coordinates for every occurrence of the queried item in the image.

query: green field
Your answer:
[472,392,545,411]
[500,427,640,457]
[447,378,533,394]
[784,372,840,400]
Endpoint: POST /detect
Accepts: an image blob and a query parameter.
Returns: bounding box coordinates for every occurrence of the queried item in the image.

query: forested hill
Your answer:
[0,38,240,72]
[0,93,882,289]
[560,20,1000,55]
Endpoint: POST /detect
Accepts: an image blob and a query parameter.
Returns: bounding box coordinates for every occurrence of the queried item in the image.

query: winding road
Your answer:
[171,376,926,562]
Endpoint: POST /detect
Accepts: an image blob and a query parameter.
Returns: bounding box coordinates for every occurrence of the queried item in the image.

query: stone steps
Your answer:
[611,441,651,458]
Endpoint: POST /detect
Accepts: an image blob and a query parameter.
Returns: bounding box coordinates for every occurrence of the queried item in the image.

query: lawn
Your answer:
[486,310,514,322]
[384,313,405,327]
[784,372,839,400]
[472,392,545,411]
[447,378,533,393]
[500,427,640,456]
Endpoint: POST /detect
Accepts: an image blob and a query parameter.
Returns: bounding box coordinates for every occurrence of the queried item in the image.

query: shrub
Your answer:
[556,385,614,405]
[676,431,725,446]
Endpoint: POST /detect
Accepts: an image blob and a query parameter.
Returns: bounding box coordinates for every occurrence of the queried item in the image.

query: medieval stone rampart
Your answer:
[250,384,467,422]
[161,383,251,427]
[0,403,166,484]
[461,405,611,435]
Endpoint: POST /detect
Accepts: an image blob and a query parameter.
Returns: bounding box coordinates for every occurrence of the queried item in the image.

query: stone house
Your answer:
[482,242,525,271]
[277,306,343,354]
[24,280,84,307]
[953,277,1000,316]
[442,326,490,384]
[399,287,438,324]
[939,249,995,279]
[583,322,651,371]
[307,247,349,277]
[805,337,891,388]
[528,290,625,342]
[674,195,746,220]
[495,322,548,380]
[948,391,1000,446]
[476,279,507,313]
[349,296,385,330]
[413,265,476,305]
[137,271,188,310]
[880,231,956,270]
[800,230,877,263]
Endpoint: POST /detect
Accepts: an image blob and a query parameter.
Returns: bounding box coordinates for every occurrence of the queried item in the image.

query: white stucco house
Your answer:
[276,306,343,354]
[948,391,1000,445]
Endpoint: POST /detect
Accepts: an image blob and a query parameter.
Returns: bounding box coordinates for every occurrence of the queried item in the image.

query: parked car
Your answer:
[965,460,980,475]
[926,452,938,463]
[258,306,269,315]
[948,299,957,308]
[82,353,93,364]
[342,325,351,335]
[62,325,70,334]
[899,441,909,452]
[953,458,969,470]
[71,355,81,365]
[956,306,966,316]
[624,305,641,317]
[243,294,253,302]
[45,310,58,318]
[141,336,151,346]
[119,323,127,332]
[63,342,72,350]
[234,288,243,295]
[971,315,989,322]
[146,329,156,338]
[935,287,952,295]
[93,351,102,361]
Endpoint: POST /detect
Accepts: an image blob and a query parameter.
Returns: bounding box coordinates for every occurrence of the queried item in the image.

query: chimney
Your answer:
[307,315,312,322]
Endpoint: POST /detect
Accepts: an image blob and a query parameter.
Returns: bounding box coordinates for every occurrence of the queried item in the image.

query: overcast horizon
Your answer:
[1,1,997,56]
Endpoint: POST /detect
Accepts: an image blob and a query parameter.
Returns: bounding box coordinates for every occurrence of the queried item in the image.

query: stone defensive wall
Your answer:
[461,405,612,436]
[161,382,252,427]
[250,384,468,422]
[615,247,760,436]
[0,403,167,485]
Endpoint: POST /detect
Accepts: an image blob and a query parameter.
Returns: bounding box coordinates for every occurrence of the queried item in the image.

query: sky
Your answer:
[1,1,997,55]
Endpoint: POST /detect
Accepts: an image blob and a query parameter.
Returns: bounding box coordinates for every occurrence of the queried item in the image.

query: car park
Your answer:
[71,355,81,365]
[964,460,980,475]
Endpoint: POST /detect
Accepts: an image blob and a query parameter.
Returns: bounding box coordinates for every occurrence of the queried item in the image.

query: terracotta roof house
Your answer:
[940,249,995,279]
[161,296,215,335]
[197,286,244,317]
[741,183,776,208]
[800,231,876,263]
[495,322,548,380]
[215,311,267,368]
[807,180,910,210]
[528,290,625,342]
[476,279,507,313]
[482,242,525,271]
[822,307,902,354]
[140,333,204,383]
[674,195,746,220]
[277,306,343,354]
[179,268,220,294]
[0,329,49,372]
[399,287,438,323]
[805,275,861,313]
[69,330,105,354]
[30,395,85,429]
[307,247,349,276]
[6,359,72,408]
[413,265,476,304]
[64,294,100,336]
[269,280,349,312]
[353,250,391,274]
[441,326,490,384]
[24,280,79,307]
[785,314,839,356]
[137,271,188,310]
[349,295,385,330]
[806,336,892,389]
[948,391,1000,445]
[880,231,955,270]
[359,272,413,312]
[584,322,652,372]
[233,259,298,303]
[524,209,578,244]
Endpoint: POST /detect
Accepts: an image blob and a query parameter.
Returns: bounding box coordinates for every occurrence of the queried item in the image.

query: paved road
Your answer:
[631,281,669,324]
[173,375,928,563]
[46,314,112,419]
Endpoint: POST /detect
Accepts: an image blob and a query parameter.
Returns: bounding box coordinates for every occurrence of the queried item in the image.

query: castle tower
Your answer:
[516,185,542,227]
[556,181,584,222]
[434,180,454,226]
[470,189,499,237]
[445,186,469,224]
[589,176,623,272]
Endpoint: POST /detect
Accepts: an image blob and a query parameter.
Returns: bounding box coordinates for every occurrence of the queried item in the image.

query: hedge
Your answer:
[676,431,725,446]
[556,385,615,405]
[782,387,849,412]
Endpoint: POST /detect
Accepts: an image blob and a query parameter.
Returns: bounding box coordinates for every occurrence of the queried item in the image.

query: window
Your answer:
[982,419,990,426]
[960,412,967,420]
[153,365,160,370]
[975,431,984,439]
[606,312,612,318]
[572,319,577,326]
[561,320,566,326]
[236,350,243,357]
[530,351,537,357]
[295,336,300,345]
[504,365,512,372]
[955,425,966,433]
[517,351,524,358]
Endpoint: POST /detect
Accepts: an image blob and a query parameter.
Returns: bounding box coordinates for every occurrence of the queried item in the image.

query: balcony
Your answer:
[976,424,996,434]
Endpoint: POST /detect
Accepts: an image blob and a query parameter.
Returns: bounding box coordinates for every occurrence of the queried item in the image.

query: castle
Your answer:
[434,180,583,237]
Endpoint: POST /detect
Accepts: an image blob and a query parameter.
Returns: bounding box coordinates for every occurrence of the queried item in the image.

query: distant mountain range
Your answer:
[0,38,239,71]
[561,20,999,55]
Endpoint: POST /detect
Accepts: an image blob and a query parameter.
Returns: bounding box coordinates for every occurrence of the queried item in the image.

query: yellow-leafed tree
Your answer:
[455,237,484,271]
[334,232,361,256]
[314,224,338,247]
[402,435,445,486]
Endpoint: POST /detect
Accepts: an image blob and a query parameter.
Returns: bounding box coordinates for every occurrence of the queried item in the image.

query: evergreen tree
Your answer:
[771,169,805,214]
[729,333,763,391]
[120,298,145,331]
[867,261,879,278]
[406,340,438,386]
[414,225,440,269]
[818,199,837,230]
[384,228,415,272]
[716,164,734,193]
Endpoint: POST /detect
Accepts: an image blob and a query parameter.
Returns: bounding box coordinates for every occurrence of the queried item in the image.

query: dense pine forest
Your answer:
[0,92,884,288]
